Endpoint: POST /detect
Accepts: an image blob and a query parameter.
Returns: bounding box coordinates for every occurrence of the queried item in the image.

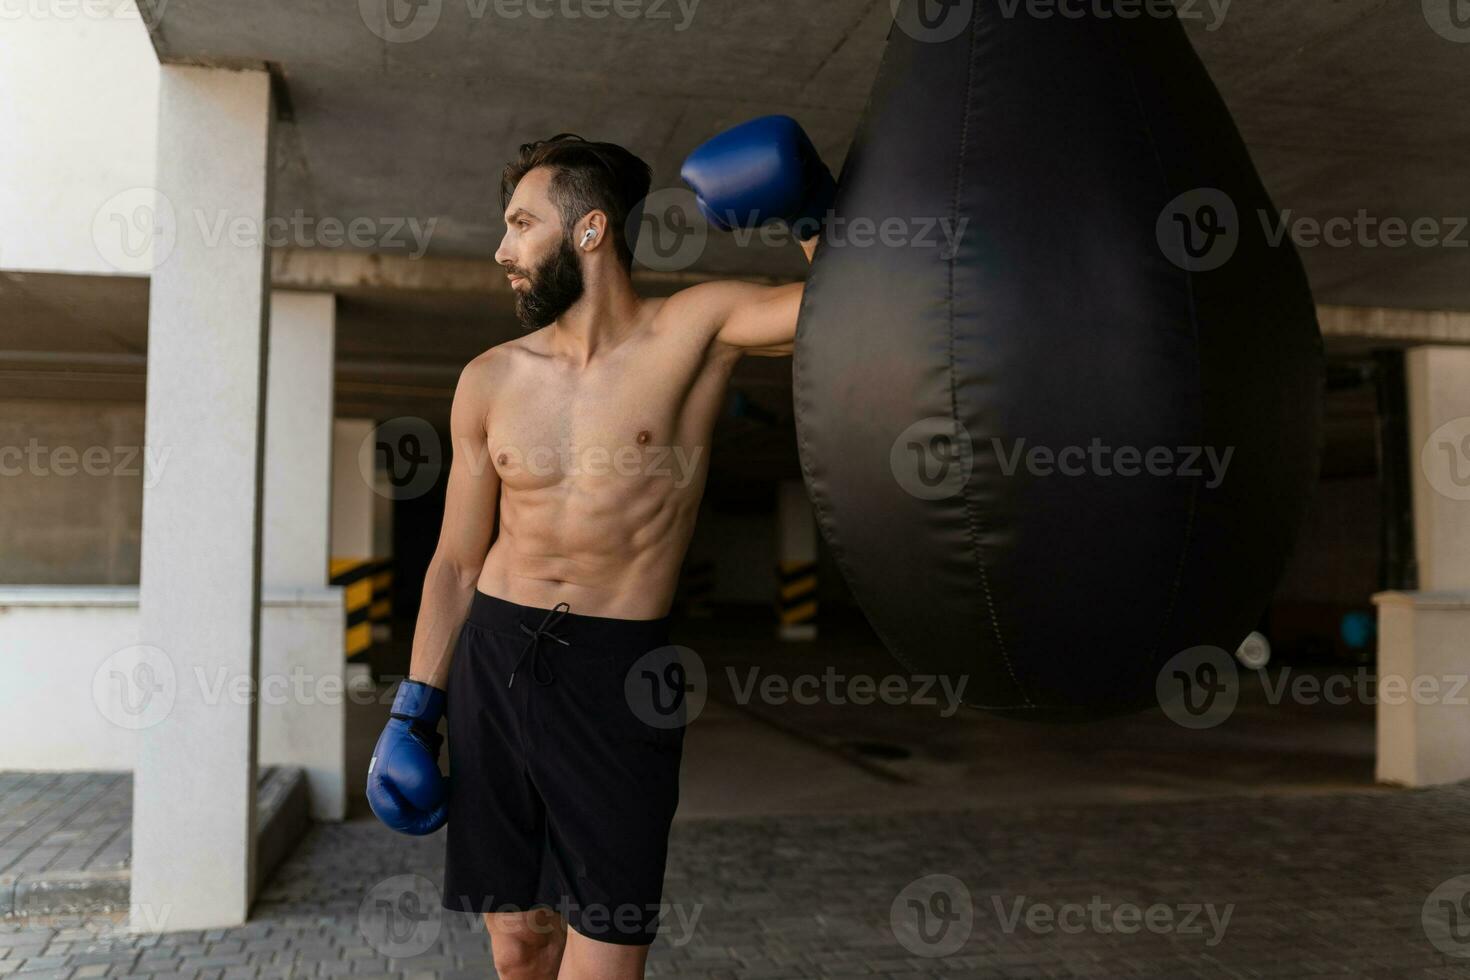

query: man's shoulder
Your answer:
[462,333,540,383]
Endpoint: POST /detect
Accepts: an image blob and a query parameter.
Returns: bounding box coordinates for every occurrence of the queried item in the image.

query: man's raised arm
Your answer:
[674,115,832,355]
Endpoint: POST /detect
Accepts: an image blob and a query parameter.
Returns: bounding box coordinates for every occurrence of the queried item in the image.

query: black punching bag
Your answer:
[793,1,1323,718]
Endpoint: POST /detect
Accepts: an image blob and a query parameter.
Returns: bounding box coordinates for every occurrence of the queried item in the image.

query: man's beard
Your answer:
[513,236,585,329]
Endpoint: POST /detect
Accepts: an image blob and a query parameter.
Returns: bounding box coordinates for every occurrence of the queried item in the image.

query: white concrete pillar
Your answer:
[331,418,380,680]
[1407,347,1470,590]
[1375,345,1470,788]
[332,418,376,560]
[133,65,273,930]
[776,479,818,641]
[264,291,336,589]
[1374,591,1470,787]
[259,291,345,821]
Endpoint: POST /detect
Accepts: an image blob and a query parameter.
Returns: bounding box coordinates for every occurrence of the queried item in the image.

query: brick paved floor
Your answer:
[0,774,130,878]
[4,785,1470,979]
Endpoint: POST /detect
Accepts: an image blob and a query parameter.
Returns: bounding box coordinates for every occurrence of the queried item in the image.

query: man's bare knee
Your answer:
[485,909,565,980]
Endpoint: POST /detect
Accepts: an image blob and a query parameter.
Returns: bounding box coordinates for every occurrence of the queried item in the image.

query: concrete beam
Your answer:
[1318,305,1470,345]
[269,247,791,294]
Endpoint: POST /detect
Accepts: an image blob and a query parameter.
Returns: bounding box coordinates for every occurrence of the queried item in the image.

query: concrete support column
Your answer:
[332,419,376,560]
[133,66,273,930]
[260,290,345,820]
[1375,345,1470,787]
[776,479,818,641]
[331,418,382,675]
[264,291,336,589]
[1407,347,1470,589]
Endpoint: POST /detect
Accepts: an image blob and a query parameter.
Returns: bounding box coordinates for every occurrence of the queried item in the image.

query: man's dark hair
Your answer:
[501,134,652,273]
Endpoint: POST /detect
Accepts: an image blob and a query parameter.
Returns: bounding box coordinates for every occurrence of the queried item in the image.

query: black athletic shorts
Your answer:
[441,589,686,946]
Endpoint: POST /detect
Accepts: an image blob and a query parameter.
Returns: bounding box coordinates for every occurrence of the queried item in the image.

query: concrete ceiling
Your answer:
[7,0,1467,461]
[147,0,892,281]
[133,0,1470,308]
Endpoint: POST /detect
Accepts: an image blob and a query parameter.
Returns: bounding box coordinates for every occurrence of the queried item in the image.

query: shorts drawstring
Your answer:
[508,602,572,688]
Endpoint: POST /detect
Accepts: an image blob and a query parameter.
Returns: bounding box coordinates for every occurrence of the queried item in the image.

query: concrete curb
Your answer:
[0,867,132,917]
[256,765,311,895]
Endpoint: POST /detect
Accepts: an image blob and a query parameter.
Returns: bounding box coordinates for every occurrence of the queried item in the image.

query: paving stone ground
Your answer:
[4,785,1470,979]
[0,774,130,878]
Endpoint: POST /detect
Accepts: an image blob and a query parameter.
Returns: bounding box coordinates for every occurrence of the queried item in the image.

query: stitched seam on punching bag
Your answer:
[1101,14,1203,665]
[790,23,930,688]
[948,17,1031,708]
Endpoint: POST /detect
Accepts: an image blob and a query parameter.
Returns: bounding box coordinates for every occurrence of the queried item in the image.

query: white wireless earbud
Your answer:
[581,229,596,247]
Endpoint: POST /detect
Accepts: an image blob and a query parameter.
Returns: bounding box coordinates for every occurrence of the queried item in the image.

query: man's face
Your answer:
[496,167,585,330]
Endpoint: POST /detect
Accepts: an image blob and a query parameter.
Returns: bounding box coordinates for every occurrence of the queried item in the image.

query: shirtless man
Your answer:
[365,117,834,980]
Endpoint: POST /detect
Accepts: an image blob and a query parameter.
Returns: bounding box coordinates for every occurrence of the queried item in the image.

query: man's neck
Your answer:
[549,270,643,366]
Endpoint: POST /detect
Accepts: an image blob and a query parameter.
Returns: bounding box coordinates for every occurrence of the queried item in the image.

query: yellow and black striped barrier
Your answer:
[329,557,393,663]
[776,558,818,636]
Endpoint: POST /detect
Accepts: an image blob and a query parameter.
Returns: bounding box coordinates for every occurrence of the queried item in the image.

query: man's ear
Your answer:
[579,211,609,250]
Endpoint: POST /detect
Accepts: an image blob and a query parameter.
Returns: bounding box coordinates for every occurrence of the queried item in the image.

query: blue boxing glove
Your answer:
[680,115,836,242]
[366,679,449,836]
